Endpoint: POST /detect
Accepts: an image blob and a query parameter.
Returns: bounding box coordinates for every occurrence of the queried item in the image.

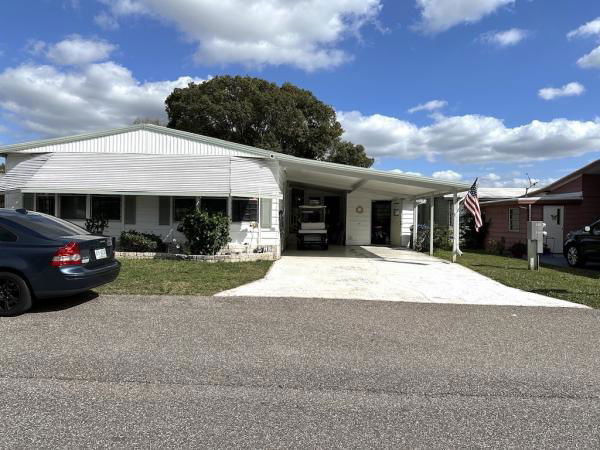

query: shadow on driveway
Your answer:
[31,291,99,314]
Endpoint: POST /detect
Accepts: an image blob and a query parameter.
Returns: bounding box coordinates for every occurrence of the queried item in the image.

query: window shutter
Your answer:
[159,197,171,226]
[23,193,34,211]
[260,198,272,229]
[125,196,136,225]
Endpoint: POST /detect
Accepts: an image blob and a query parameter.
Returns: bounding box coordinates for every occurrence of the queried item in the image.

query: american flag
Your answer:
[465,178,482,232]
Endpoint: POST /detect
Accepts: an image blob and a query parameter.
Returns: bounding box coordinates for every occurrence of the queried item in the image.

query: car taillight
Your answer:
[51,242,82,267]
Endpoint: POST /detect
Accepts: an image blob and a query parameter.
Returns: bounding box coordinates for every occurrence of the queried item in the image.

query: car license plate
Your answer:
[95,248,107,260]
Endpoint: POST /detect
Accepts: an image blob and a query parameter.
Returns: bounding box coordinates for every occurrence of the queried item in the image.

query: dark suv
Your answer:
[563,219,600,267]
[0,208,121,316]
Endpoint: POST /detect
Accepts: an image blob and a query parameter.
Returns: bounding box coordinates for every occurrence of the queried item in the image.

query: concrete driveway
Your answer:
[218,246,585,308]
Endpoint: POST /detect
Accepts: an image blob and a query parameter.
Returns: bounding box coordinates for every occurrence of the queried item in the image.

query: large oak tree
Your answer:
[165,76,373,167]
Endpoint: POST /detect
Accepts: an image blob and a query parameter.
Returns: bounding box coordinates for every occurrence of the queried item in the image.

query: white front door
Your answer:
[543,205,564,253]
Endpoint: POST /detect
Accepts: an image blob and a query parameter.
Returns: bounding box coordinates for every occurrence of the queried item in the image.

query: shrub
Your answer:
[119,230,166,252]
[487,237,506,255]
[461,213,490,249]
[414,225,453,253]
[177,209,231,255]
[85,216,109,235]
[509,242,527,259]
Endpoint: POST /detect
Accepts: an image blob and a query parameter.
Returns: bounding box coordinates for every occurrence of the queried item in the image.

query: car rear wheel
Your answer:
[0,272,32,317]
[566,246,585,268]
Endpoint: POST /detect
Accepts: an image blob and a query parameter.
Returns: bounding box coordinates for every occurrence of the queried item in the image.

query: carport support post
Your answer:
[412,199,418,250]
[429,196,434,256]
[452,191,458,263]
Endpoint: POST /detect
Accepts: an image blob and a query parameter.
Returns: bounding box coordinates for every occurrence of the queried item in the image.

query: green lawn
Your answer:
[435,250,600,309]
[97,259,273,296]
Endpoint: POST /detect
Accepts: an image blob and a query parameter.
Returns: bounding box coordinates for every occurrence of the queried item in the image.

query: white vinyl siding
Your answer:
[7,129,253,157]
[401,199,414,247]
[0,154,50,192]
[509,208,520,232]
[230,157,281,198]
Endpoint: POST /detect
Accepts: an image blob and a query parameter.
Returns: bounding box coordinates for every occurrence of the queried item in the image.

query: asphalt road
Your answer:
[1,294,599,449]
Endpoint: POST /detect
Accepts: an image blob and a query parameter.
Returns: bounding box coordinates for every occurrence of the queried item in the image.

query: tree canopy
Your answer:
[165,76,373,167]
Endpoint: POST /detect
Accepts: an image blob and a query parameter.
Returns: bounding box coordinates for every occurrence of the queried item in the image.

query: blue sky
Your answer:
[1,0,600,188]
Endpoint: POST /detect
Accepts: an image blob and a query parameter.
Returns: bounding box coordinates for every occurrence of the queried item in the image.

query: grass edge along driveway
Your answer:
[435,250,600,309]
[97,259,273,296]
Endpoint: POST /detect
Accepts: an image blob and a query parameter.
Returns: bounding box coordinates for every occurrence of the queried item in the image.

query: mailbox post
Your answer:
[527,221,546,270]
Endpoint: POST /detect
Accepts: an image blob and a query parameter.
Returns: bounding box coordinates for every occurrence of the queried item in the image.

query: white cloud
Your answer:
[94,12,120,30]
[480,28,529,47]
[568,18,600,69]
[0,59,204,137]
[567,17,600,39]
[408,99,447,114]
[432,169,462,181]
[338,110,600,163]
[41,35,117,65]
[538,82,585,100]
[96,0,382,71]
[415,0,514,34]
[577,46,600,69]
[390,168,423,176]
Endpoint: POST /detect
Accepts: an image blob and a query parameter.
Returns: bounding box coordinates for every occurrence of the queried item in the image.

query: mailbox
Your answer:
[527,221,546,253]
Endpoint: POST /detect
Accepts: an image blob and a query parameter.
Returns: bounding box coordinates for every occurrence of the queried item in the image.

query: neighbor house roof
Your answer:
[481,191,583,206]
[0,124,471,198]
[528,158,600,196]
[445,187,527,200]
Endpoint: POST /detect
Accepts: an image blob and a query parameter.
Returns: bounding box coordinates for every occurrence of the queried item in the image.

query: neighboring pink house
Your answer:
[481,159,600,253]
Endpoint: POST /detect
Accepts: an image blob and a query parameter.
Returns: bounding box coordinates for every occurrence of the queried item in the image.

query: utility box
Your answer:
[527,221,546,253]
[527,221,546,270]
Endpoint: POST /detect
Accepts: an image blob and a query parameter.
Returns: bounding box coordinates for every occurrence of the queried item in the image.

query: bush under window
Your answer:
[177,209,230,255]
[119,230,166,252]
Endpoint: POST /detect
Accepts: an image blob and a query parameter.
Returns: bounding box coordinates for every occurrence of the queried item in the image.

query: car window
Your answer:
[2,213,89,239]
[0,225,17,242]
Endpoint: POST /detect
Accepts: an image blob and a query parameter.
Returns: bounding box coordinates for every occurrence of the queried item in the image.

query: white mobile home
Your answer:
[0,124,469,256]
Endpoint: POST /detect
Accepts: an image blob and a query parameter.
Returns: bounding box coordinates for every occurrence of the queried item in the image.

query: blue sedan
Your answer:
[0,208,121,316]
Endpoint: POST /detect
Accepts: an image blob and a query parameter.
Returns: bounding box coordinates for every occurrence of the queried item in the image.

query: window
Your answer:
[508,208,520,232]
[201,197,228,217]
[36,194,56,215]
[260,198,272,228]
[232,198,258,222]
[173,197,196,222]
[92,196,121,221]
[23,193,34,211]
[0,194,4,209]
[124,196,136,225]
[0,225,17,242]
[60,195,87,220]
[158,197,171,226]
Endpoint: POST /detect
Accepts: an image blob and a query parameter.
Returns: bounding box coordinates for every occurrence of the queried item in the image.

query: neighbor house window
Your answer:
[201,197,228,216]
[508,208,520,232]
[60,195,87,220]
[173,197,196,222]
[92,196,121,221]
[260,198,272,228]
[232,198,258,222]
[36,194,56,215]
